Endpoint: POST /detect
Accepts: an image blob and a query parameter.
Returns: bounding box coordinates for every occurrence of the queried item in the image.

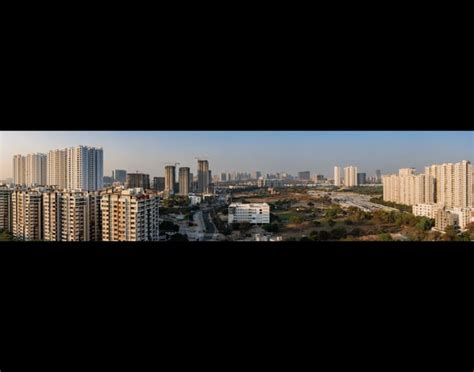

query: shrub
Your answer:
[378,233,393,241]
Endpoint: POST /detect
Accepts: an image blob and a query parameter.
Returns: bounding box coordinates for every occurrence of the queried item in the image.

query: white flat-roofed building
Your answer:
[228,203,270,224]
[413,203,440,219]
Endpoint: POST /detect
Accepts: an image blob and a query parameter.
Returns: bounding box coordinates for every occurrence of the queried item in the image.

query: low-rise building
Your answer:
[228,203,270,224]
[413,203,440,219]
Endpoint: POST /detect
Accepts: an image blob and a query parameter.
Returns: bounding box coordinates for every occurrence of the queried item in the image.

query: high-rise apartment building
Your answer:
[334,166,342,187]
[375,170,382,183]
[66,146,103,191]
[12,189,43,241]
[197,160,209,194]
[13,155,26,185]
[221,173,227,182]
[0,187,12,232]
[126,173,150,189]
[112,170,127,184]
[43,190,102,241]
[178,167,190,196]
[344,166,358,187]
[47,149,67,189]
[14,153,47,186]
[165,166,176,195]
[101,188,160,241]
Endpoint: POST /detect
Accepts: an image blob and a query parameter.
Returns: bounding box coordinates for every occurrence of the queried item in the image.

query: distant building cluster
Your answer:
[13,146,103,191]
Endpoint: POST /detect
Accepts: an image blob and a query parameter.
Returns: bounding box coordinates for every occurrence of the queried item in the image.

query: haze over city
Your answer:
[1,131,472,180]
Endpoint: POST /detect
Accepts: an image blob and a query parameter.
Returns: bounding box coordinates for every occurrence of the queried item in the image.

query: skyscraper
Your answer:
[47,149,67,189]
[14,153,47,186]
[112,169,127,184]
[221,173,227,182]
[375,170,382,183]
[334,166,341,186]
[344,166,358,187]
[165,166,176,195]
[126,173,150,189]
[66,146,103,191]
[197,160,209,194]
[179,167,190,196]
[298,171,310,181]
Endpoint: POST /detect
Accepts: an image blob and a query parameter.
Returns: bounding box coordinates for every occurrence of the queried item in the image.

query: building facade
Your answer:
[153,177,165,192]
[112,170,127,184]
[47,149,67,189]
[357,173,367,185]
[165,166,176,195]
[298,171,310,181]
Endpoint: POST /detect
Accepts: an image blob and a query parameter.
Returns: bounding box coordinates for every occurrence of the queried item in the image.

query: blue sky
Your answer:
[1,131,472,179]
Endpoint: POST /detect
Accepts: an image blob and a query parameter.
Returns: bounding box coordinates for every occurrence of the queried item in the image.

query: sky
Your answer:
[1,131,472,180]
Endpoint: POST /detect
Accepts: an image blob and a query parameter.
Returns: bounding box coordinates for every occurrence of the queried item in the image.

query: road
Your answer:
[328,192,398,212]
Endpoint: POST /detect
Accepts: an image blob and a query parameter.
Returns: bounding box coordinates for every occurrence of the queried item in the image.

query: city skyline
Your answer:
[1,131,472,180]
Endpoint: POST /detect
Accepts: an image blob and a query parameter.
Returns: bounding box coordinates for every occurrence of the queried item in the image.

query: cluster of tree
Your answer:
[159,221,180,232]
[0,229,13,241]
[231,222,252,233]
[263,223,280,233]
[303,226,351,241]
[167,233,189,241]
[369,197,412,213]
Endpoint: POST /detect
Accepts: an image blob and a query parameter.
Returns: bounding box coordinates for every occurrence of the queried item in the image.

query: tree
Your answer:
[160,221,179,232]
[326,219,336,228]
[378,233,393,241]
[318,230,330,241]
[330,227,347,240]
[307,201,314,207]
[349,228,362,237]
[465,222,474,234]
[344,219,353,225]
[309,230,319,240]
[289,215,304,224]
[443,225,458,241]
[240,222,252,232]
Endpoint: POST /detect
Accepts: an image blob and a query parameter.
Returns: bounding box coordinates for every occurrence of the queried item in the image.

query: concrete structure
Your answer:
[66,146,103,191]
[112,170,127,184]
[255,171,262,180]
[0,187,12,232]
[178,167,190,196]
[357,173,367,185]
[344,166,358,187]
[12,189,43,241]
[126,173,150,190]
[189,194,202,206]
[375,170,382,183]
[103,176,113,187]
[435,207,457,231]
[221,173,227,182]
[47,149,67,189]
[228,203,270,224]
[101,188,160,241]
[334,166,342,186]
[164,165,176,195]
[197,160,209,194]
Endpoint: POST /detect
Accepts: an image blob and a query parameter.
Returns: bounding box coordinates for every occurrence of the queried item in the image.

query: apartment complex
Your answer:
[101,188,160,241]
[153,177,165,192]
[257,178,284,188]
[334,166,342,186]
[228,203,270,224]
[179,167,190,196]
[344,166,358,187]
[112,170,127,184]
[11,189,43,241]
[298,171,310,181]
[0,187,12,232]
[384,161,473,209]
[66,146,104,191]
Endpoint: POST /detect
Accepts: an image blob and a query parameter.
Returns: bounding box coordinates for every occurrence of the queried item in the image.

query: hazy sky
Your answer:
[1,131,472,179]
